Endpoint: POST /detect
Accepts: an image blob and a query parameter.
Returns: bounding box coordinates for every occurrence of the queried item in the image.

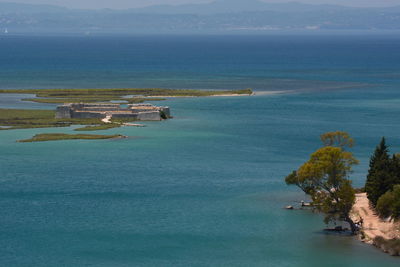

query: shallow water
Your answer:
[1,35,400,266]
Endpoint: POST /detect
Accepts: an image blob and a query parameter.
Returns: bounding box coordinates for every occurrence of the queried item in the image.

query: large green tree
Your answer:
[365,138,396,206]
[320,131,354,149]
[285,132,359,234]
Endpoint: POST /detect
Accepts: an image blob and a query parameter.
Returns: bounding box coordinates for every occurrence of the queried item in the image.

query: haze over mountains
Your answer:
[0,0,399,34]
[130,0,354,14]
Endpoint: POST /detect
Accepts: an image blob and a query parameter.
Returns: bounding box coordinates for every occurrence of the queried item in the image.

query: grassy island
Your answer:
[0,88,252,104]
[0,108,114,130]
[18,133,125,143]
[0,88,252,131]
[1,88,252,142]
[74,123,122,131]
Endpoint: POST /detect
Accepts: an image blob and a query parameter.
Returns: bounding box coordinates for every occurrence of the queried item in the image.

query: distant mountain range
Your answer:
[0,2,68,13]
[0,0,399,34]
[129,0,354,14]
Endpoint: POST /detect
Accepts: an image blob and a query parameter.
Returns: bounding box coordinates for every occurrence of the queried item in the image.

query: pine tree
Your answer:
[390,154,400,186]
[365,137,393,206]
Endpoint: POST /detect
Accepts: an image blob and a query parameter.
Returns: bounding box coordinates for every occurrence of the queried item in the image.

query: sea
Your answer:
[0,34,400,266]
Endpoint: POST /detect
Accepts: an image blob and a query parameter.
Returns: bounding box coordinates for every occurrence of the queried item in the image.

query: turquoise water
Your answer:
[1,35,400,266]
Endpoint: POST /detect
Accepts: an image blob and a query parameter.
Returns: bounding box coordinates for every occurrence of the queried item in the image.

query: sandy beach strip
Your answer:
[351,193,400,242]
[146,90,289,98]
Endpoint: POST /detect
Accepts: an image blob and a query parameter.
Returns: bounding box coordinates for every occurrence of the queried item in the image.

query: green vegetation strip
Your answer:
[0,108,136,130]
[18,133,125,143]
[74,123,122,131]
[0,88,252,104]
[0,88,252,130]
[0,108,105,130]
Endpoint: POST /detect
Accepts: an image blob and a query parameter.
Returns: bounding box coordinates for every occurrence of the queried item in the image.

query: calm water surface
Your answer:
[0,35,400,266]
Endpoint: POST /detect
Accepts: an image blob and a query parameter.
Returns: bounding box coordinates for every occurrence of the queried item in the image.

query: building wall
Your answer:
[55,103,170,121]
[55,106,72,119]
[112,113,139,119]
[160,107,171,118]
[137,111,161,121]
[71,111,106,119]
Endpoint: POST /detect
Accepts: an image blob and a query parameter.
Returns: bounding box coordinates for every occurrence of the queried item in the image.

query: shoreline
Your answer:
[147,90,287,98]
[351,193,400,254]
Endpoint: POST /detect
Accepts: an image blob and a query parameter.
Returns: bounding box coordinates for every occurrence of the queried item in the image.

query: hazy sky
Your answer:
[1,0,400,9]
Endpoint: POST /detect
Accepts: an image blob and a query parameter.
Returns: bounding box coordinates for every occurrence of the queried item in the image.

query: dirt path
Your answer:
[351,193,400,241]
[101,115,112,124]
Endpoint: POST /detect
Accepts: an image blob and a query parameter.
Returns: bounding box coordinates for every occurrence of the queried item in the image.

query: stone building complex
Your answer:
[56,103,171,121]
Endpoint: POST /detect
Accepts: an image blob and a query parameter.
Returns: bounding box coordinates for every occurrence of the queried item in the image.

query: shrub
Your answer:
[376,185,400,219]
[376,190,396,218]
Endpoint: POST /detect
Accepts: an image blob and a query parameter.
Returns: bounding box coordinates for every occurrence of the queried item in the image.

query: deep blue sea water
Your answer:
[1,35,400,266]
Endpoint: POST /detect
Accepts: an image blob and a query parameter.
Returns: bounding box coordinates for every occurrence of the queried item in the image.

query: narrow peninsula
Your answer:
[0,88,253,104]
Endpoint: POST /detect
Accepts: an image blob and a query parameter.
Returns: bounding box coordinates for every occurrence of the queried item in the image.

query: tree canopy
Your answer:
[320,131,354,149]
[365,138,400,206]
[285,131,359,233]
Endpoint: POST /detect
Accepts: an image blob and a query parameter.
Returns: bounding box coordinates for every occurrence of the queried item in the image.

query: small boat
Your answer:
[4,28,8,34]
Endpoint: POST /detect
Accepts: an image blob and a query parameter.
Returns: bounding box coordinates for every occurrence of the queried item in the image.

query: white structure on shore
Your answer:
[56,103,170,121]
